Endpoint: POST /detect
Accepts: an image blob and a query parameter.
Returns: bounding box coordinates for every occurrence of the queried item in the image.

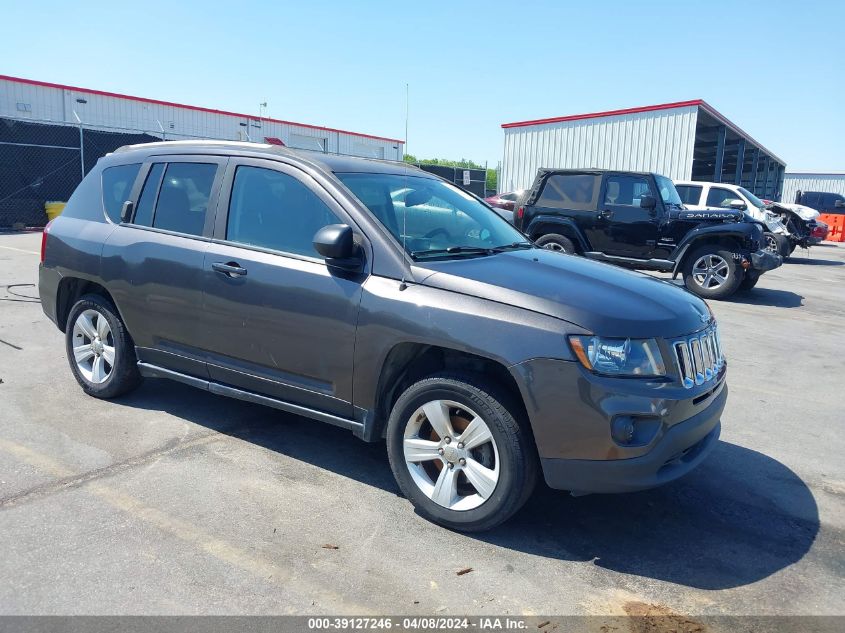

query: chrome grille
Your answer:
[673,324,723,389]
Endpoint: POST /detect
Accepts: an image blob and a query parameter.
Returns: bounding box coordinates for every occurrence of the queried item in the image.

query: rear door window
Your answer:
[131,162,218,236]
[102,164,141,223]
[675,185,702,205]
[152,163,218,235]
[537,174,601,211]
[132,163,164,227]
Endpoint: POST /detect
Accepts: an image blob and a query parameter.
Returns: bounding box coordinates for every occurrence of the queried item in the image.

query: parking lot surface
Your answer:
[1,231,843,620]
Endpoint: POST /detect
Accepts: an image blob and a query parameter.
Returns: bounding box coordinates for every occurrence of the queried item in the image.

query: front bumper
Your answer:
[749,248,782,272]
[541,387,724,494]
[509,357,727,495]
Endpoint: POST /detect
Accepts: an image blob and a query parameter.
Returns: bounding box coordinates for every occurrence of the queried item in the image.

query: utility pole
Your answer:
[404,83,409,159]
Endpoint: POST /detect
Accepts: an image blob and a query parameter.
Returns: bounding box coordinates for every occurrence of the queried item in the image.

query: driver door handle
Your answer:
[212,261,248,277]
[598,210,614,220]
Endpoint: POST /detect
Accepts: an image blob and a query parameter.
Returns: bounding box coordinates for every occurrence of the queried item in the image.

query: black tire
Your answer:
[763,232,790,258]
[65,294,142,399]
[739,271,760,291]
[386,372,538,532]
[682,244,743,300]
[786,241,798,257]
[535,233,575,254]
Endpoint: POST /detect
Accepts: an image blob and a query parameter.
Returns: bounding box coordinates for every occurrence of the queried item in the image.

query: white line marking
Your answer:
[0,245,39,255]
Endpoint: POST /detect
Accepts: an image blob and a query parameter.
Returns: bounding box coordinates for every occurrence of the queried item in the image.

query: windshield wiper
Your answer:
[411,246,495,259]
[490,241,534,252]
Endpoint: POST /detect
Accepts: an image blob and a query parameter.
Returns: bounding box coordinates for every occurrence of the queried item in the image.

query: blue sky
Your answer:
[2,0,842,169]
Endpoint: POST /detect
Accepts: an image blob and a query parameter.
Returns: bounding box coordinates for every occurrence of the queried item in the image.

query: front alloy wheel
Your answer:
[386,373,537,531]
[691,254,730,290]
[403,399,500,511]
[682,245,742,300]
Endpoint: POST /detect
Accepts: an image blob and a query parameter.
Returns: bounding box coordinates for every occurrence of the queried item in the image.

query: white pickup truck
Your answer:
[674,181,804,257]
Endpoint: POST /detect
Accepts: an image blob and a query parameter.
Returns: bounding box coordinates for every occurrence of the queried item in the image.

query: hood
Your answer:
[416,249,712,338]
[769,202,820,221]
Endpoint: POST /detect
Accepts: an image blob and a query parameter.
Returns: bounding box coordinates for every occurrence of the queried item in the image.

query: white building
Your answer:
[0,74,404,160]
[500,100,786,200]
[782,173,845,204]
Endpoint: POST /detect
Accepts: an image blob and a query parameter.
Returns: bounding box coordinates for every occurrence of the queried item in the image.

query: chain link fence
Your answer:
[0,116,222,228]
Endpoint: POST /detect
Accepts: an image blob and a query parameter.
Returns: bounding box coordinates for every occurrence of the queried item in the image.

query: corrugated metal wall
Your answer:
[500,105,699,193]
[0,77,404,160]
[781,173,845,203]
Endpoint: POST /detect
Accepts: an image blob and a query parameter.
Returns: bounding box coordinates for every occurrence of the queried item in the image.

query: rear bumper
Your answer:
[749,249,782,272]
[540,382,726,494]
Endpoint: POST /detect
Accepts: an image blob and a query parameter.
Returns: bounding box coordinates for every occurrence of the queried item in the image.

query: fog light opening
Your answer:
[611,417,635,444]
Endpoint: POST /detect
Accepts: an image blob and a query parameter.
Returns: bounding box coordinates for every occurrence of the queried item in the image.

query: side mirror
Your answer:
[835,199,844,208]
[639,195,657,210]
[729,199,747,210]
[120,200,134,223]
[313,224,362,272]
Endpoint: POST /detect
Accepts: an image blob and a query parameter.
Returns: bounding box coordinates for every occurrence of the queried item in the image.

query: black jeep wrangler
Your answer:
[513,169,782,300]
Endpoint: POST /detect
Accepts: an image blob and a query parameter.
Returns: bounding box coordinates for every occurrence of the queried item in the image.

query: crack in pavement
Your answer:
[0,427,247,509]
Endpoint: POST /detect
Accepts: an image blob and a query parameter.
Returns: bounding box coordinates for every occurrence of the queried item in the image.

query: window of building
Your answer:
[288,134,327,152]
[101,163,141,223]
[226,166,342,257]
[353,143,385,159]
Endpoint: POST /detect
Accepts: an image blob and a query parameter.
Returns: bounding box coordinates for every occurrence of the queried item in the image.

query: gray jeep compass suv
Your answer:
[39,141,727,531]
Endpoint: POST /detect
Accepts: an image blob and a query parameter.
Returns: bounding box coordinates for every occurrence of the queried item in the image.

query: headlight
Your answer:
[568,336,666,377]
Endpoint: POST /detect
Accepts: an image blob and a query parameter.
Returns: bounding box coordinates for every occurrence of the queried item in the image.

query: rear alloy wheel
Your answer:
[65,294,142,398]
[535,233,575,254]
[683,245,742,300]
[386,373,537,531]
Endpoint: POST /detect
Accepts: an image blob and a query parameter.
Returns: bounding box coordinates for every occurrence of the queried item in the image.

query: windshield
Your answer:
[655,175,683,205]
[336,173,529,259]
[738,187,766,209]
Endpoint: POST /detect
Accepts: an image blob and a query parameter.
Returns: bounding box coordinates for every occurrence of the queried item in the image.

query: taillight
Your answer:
[517,206,524,219]
[40,219,53,263]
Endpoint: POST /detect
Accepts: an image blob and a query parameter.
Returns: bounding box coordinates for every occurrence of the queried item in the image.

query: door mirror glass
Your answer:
[729,199,747,210]
[313,224,362,271]
[639,195,657,210]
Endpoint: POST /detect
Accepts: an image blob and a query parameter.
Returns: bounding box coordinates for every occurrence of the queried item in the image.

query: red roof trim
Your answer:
[501,100,705,128]
[1,74,404,145]
[501,98,784,165]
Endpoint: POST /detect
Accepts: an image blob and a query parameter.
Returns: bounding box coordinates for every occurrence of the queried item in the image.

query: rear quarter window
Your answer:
[101,164,141,223]
[537,174,600,211]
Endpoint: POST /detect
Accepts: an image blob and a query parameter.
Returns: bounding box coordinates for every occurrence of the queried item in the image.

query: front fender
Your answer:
[670,223,760,277]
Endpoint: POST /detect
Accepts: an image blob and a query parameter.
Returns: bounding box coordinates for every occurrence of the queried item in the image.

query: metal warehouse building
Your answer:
[782,172,845,204]
[0,75,404,226]
[0,75,404,158]
[500,100,786,200]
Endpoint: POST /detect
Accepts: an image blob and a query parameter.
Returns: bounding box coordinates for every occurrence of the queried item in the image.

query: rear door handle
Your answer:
[212,261,247,277]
